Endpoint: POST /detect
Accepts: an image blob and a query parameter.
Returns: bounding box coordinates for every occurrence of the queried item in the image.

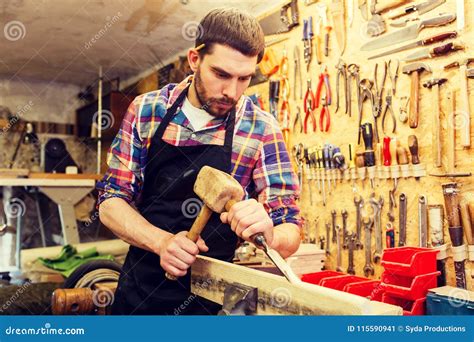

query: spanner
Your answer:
[341,209,348,249]
[354,195,364,249]
[336,225,343,272]
[325,222,331,255]
[399,193,407,247]
[347,232,356,275]
[331,209,337,243]
[418,195,428,247]
[363,217,375,277]
[370,194,384,263]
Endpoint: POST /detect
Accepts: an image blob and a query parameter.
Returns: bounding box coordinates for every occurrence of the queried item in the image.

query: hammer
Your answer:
[166,166,301,284]
[423,78,447,168]
[444,58,474,148]
[402,62,431,129]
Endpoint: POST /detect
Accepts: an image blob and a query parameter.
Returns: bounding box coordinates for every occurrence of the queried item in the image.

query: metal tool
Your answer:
[354,195,364,249]
[258,0,299,36]
[418,195,428,247]
[358,79,374,144]
[399,96,409,123]
[336,225,343,272]
[323,144,332,193]
[368,31,458,60]
[403,41,464,62]
[335,59,349,114]
[331,209,337,243]
[269,80,280,119]
[387,0,446,19]
[361,123,376,188]
[316,3,331,57]
[381,93,396,134]
[315,66,332,131]
[293,46,302,101]
[370,194,384,263]
[302,17,313,70]
[293,143,304,193]
[423,78,447,168]
[428,204,447,287]
[361,13,457,51]
[330,0,346,55]
[408,135,421,180]
[303,79,317,133]
[253,234,301,284]
[363,217,375,276]
[293,106,303,133]
[399,193,407,246]
[318,147,327,206]
[342,209,349,249]
[304,148,314,205]
[347,64,360,119]
[347,232,356,275]
[325,222,331,255]
[373,62,387,139]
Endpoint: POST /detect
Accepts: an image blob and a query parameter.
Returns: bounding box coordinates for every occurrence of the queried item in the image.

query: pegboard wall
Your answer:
[247,0,474,290]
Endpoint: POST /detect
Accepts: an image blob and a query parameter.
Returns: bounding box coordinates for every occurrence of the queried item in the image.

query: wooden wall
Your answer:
[247,0,474,289]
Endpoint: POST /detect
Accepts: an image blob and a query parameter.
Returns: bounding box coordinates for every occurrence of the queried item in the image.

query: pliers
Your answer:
[304,79,317,133]
[382,93,396,134]
[388,59,399,95]
[319,96,330,132]
[293,106,303,133]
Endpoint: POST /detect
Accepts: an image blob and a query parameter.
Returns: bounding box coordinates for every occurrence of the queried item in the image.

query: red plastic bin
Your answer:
[301,271,344,285]
[320,275,372,291]
[344,280,384,301]
[381,247,439,277]
[382,294,426,316]
[381,271,440,300]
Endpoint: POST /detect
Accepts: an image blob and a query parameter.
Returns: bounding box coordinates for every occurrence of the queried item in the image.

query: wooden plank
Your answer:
[0,168,30,178]
[0,178,95,187]
[28,173,103,180]
[191,256,402,315]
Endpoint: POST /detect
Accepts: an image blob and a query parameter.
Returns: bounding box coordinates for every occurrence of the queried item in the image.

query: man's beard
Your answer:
[194,68,236,118]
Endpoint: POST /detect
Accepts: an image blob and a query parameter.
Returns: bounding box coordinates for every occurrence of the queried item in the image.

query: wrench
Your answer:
[331,209,337,243]
[342,209,349,249]
[418,195,428,247]
[363,217,375,277]
[325,222,331,255]
[354,195,364,249]
[336,225,343,272]
[399,193,407,247]
[347,232,356,275]
[319,236,325,250]
[370,194,384,263]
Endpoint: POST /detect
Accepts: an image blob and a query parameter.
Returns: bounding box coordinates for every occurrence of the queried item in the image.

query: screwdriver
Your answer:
[310,150,321,194]
[304,148,314,205]
[361,123,375,188]
[323,144,332,193]
[317,147,326,206]
[329,144,337,188]
[348,143,357,191]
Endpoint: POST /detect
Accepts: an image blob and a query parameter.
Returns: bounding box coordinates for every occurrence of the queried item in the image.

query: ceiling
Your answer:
[0,0,278,87]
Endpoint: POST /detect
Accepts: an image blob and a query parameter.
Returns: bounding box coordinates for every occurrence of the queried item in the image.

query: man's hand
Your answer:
[220,199,274,246]
[157,231,209,277]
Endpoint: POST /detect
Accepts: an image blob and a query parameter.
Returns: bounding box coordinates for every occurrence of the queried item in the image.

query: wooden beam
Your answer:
[191,256,402,315]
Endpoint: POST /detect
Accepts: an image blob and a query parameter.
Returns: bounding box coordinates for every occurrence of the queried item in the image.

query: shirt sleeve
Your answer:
[96,96,144,206]
[252,115,302,228]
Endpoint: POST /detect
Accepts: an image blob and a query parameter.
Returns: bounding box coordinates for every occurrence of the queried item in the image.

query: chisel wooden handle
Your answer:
[409,72,420,128]
[408,135,419,164]
[442,182,462,228]
[372,0,409,14]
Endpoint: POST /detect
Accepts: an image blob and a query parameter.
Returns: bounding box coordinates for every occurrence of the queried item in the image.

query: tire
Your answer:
[63,260,122,289]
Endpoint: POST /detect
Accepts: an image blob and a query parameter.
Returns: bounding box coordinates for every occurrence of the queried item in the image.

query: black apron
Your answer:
[111,85,238,315]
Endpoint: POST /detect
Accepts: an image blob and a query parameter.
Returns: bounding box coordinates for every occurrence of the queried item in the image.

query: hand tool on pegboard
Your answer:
[354,195,364,249]
[302,16,314,70]
[398,96,409,123]
[386,0,446,21]
[428,204,448,287]
[347,64,360,119]
[442,182,467,289]
[358,79,375,144]
[372,62,387,142]
[303,148,314,206]
[303,79,317,133]
[361,13,457,51]
[403,41,465,63]
[347,232,356,275]
[258,0,299,36]
[315,66,332,132]
[444,58,474,148]
[293,106,303,134]
[317,147,327,206]
[387,59,399,95]
[385,223,395,248]
[363,217,375,277]
[323,144,333,194]
[418,195,428,247]
[293,46,302,101]
[316,3,332,57]
[402,62,431,129]
[408,135,421,181]
[335,59,349,114]
[398,193,407,247]
[279,49,291,147]
[336,224,343,272]
[368,31,458,60]
[370,193,384,263]
[361,122,376,188]
[269,80,280,119]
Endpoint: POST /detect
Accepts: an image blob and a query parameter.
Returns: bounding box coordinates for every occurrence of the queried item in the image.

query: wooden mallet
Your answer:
[165,166,244,280]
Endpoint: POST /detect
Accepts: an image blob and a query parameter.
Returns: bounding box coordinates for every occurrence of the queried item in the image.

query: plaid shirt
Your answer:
[97,76,302,228]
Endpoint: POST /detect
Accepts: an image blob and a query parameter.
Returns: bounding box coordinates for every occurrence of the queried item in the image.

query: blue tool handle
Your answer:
[308,16,313,38]
[303,19,308,40]
[323,144,330,169]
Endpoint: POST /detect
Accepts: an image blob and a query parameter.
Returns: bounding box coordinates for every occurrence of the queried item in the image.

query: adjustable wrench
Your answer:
[354,195,364,249]
[370,194,384,263]
[325,222,331,255]
[363,217,375,277]
[347,232,356,275]
[399,193,407,246]
[331,209,337,243]
[342,209,348,249]
[418,195,428,247]
[336,225,343,272]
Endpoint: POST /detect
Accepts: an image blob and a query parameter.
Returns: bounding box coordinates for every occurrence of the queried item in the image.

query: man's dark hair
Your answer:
[196,8,265,63]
